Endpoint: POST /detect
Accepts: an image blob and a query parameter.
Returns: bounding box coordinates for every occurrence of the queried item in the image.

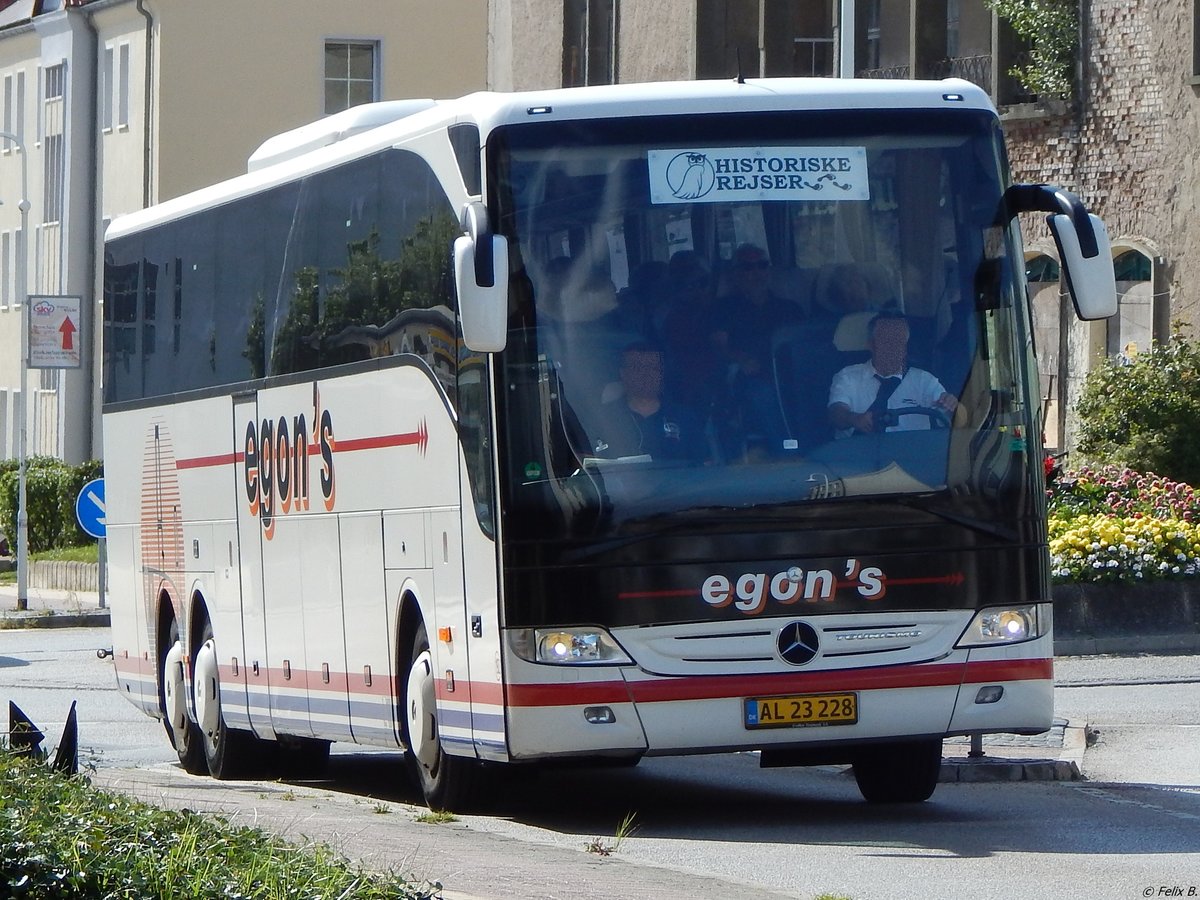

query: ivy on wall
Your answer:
[985,0,1078,99]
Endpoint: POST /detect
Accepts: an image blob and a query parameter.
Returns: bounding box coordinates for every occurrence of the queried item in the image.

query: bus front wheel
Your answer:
[195,617,263,780]
[403,621,478,810]
[851,738,943,803]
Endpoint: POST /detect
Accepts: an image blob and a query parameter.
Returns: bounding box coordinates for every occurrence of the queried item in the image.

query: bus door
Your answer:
[233,395,275,740]
[254,383,351,742]
[339,511,395,744]
[431,508,478,760]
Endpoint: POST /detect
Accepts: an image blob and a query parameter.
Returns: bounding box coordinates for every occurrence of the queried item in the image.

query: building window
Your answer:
[324,41,378,115]
[1,232,9,308]
[1,71,18,147]
[45,63,64,101]
[1109,249,1154,360]
[697,1,834,79]
[117,44,130,128]
[563,0,616,87]
[101,47,113,130]
[43,134,64,224]
[2,74,11,147]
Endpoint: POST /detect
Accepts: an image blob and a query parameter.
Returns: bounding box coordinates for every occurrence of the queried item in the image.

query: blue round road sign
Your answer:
[75,477,106,539]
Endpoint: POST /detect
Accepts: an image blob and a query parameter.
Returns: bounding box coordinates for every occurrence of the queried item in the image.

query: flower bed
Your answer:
[1048,465,1200,584]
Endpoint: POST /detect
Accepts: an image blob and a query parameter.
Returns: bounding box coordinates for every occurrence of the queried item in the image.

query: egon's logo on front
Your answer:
[702,559,887,615]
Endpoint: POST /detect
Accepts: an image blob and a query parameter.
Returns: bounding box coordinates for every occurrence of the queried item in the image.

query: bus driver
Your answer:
[827,311,957,438]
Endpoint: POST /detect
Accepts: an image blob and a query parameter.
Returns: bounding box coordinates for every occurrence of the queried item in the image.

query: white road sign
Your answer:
[28,295,83,369]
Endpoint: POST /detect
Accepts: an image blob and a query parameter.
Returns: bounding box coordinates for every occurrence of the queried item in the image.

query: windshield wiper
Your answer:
[890,499,1019,543]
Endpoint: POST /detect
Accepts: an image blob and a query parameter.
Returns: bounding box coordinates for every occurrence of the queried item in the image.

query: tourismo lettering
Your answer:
[701,559,887,615]
[243,383,335,539]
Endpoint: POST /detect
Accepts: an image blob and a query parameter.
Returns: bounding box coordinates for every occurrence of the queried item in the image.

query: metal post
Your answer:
[839,0,857,78]
[1,131,30,611]
[98,538,106,609]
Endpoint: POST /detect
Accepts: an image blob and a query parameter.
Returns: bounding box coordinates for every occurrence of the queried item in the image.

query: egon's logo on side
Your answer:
[243,383,336,539]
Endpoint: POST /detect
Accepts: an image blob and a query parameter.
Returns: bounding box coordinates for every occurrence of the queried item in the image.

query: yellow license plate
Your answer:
[744,692,858,728]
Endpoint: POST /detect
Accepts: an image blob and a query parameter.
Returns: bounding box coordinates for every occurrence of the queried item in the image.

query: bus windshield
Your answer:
[491,108,1038,538]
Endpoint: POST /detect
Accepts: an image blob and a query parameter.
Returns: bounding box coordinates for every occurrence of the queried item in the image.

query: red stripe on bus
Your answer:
[175,452,242,470]
[506,658,1052,708]
[335,424,428,455]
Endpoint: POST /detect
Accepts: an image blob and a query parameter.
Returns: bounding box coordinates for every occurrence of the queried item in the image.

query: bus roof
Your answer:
[106,77,994,242]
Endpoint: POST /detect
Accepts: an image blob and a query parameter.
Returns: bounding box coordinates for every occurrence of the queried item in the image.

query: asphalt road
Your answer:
[3,627,1199,900]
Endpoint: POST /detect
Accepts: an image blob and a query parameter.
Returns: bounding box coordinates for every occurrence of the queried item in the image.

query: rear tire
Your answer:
[403,620,480,810]
[159,615,207,775]
[852,739,943,803]
[195,617,264,780]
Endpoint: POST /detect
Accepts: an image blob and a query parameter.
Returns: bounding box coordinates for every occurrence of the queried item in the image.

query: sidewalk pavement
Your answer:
[0,582,109,628]
[0,581,1085,784]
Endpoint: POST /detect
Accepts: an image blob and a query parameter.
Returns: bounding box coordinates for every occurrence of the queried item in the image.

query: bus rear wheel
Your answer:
[195,618,263,779]
[160,616,207,776]
[403,621,479,810]
[851,738,943,803]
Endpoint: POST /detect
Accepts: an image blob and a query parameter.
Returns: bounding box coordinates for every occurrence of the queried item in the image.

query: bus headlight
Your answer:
[956,605,1044,647]
[509,628,632,665]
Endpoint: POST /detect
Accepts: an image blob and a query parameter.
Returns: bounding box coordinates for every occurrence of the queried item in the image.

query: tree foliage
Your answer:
[1075,330,1200,486]
[0,457,103,554]
[985,0,1077,99]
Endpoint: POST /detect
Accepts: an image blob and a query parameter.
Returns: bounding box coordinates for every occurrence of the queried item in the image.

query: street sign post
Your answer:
[75,478,106,610]
[75,478,105,540]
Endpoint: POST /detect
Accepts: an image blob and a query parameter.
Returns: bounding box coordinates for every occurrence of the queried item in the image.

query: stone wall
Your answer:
[1005,1,1181,318]
[29,561,99,592]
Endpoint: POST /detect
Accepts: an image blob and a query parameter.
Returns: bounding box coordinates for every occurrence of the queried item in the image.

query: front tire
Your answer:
[159,615,207,775]
[852,738,943,803]
[195,617,263,779]
[403,620,480,810]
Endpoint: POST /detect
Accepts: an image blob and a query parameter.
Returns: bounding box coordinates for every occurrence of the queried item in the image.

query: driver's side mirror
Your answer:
[455,201,509,352]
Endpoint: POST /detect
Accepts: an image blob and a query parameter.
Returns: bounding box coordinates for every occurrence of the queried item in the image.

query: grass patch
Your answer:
[585,810,639,856]
[414,810,457,825]
[0,749,440,898]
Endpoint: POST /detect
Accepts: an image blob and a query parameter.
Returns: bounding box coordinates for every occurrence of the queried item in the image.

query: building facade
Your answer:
[0,0,486,466]
[489,0,1189,453]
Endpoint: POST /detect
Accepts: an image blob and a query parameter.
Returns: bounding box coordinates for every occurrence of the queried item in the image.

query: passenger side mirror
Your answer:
[1047,212,1117,321]
[1004,184,1117,322]
[455,201,509,352]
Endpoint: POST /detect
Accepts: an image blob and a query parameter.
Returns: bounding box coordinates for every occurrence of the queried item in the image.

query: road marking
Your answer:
[1069,784,1200,821]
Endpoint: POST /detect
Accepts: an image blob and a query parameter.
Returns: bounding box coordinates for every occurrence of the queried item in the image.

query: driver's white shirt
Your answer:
[828,362,947,438]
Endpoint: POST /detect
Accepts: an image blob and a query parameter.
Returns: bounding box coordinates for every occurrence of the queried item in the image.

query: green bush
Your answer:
[1075,330,1200,487]
[0,749,437,898]
[0,457,103,554]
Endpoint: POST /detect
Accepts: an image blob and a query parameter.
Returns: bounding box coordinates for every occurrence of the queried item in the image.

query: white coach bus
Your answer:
[103,78,1115,808]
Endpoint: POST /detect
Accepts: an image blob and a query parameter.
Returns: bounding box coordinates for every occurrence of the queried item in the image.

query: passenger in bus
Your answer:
[655,251,725,410]
[590,343,705,462]
[827,311,957,438]
[716,243,802,456]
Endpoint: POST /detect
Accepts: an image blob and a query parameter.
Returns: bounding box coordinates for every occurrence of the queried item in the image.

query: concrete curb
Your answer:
[938,719,1086,783]
[0,609,110,629]
[1056,634,1200,656]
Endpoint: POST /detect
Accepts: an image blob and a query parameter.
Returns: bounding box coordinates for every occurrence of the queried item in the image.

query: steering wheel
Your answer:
[877,406,951,430]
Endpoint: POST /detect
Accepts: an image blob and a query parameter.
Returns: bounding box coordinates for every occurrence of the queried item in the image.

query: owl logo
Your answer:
[666,152,716,200]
